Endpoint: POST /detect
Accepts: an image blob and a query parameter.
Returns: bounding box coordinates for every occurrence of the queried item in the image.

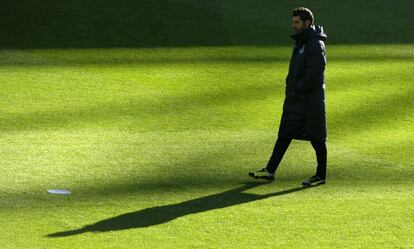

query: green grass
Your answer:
[1,0,414,247]
[1,44,413,248]
[1,0,413,48]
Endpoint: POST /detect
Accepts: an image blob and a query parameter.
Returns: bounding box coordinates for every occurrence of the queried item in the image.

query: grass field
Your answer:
[1,1,414,248]
[1,45,413,248]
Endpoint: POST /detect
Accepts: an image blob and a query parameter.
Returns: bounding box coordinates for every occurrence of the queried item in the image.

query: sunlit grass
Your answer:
[0,45,413,248]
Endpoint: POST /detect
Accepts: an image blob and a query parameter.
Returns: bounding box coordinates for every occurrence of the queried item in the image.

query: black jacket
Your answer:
[277,25,327,141]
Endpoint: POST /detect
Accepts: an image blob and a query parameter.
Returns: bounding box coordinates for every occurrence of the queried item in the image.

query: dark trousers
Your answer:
[265,136,327,178]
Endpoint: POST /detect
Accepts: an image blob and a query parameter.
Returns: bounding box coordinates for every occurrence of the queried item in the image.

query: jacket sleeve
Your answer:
[294,39,326,93]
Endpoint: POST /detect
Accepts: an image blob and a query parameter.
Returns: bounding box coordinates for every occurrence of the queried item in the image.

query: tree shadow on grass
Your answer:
[46,181,324,237]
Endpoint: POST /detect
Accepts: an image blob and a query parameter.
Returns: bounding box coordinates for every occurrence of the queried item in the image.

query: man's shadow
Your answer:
[46,181,324,237]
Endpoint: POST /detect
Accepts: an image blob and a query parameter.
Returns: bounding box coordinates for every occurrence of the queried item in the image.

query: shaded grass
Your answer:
[1,0,413,48]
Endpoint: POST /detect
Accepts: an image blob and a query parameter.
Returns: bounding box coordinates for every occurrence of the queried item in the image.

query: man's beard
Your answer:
[294,27,304,33]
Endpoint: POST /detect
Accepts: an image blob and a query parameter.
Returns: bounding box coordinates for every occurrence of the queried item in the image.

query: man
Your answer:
[249,7,328,187]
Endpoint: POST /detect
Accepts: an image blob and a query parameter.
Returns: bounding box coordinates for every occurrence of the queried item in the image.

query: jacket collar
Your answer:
[290,25,327,46]
[290,25,314,46]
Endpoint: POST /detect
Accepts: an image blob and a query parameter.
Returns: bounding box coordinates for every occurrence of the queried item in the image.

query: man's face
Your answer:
[292,16,309,33]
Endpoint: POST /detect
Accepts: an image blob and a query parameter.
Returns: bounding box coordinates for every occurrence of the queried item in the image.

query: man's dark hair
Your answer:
[292,7,314,25]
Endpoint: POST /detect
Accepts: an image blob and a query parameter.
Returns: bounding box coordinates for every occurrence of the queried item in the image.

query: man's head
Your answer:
[292,7,314,33]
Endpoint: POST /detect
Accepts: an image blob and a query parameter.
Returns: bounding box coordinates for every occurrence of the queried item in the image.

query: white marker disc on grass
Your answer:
[47,189,71,195]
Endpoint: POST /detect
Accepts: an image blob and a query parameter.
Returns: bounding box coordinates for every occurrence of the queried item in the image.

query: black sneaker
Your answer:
[302,174,325,187]
[248,167,275,182]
